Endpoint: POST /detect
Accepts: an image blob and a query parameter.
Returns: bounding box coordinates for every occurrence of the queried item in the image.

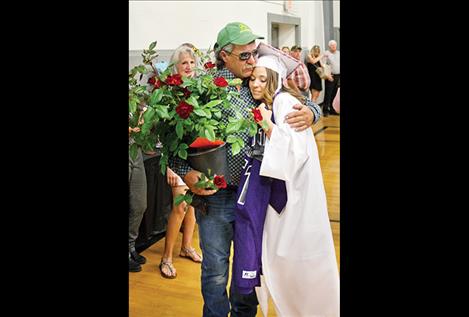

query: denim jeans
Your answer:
[196,189,258,317]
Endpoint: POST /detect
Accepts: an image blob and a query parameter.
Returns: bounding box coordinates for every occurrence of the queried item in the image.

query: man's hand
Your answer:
[284,104,314,132]
[183,170,217,196]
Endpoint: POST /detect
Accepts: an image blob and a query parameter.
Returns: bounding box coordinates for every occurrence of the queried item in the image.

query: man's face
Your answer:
[291,49,301,60]
[329,42,337,52]
[221,42,258,79]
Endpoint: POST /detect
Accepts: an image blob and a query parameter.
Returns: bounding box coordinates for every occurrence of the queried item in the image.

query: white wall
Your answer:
[129,0,326,51]
[129,0,337,104]
[333,0,340,28]
[278,24,296,48]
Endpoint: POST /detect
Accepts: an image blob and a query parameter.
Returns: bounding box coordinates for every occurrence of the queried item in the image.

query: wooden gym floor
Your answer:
[129,114,340,316]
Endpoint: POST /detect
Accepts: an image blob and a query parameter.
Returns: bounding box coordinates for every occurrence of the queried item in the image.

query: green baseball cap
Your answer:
[215,22,264,53]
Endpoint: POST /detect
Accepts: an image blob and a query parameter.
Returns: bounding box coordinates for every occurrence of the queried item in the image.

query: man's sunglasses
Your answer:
[225,49,258,61]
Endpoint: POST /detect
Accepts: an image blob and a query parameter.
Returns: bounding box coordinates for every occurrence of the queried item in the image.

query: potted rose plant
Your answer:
[129,41,259,204]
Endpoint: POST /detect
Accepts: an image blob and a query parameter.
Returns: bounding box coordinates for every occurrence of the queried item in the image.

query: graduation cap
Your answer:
[255,42,300,93]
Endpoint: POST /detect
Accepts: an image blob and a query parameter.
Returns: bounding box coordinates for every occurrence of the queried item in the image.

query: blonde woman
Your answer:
[159,44,202,279]
[306,45,324,102]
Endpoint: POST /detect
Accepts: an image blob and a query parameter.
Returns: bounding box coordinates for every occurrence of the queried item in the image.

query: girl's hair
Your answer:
[169,43,199,75]
[261,68,305,106]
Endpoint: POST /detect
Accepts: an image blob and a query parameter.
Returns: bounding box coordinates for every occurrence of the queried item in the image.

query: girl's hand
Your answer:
[257,103,272,123]
[256,103,274,137]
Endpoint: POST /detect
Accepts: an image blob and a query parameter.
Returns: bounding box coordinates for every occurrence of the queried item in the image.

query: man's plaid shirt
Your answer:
[169,67,321,187]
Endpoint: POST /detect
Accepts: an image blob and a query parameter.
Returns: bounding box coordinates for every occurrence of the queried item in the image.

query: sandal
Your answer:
[180,247,202,263]
[159,259,177,279]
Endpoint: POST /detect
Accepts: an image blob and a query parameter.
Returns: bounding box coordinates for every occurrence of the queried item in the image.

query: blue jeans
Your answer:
[196,189,258,317]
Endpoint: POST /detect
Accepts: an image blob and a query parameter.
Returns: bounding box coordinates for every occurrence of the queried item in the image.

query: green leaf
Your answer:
[225,120,242,134]
[204,100,223,108]
[185,195,193,205]
[141,108,156,135]
[149,89,163,105]
[136,65,146,73]
[205,127,215,141]
[231,142,241,156]
[176,121,183,139]
[170,138,179,152]
[236,138,245,149]
[203,109,212,119]
[143,106,155,120]
[149,41,157,50]
[154,104,170,119]
[213,110,221,119]
[160,160,167,175]
[129,100,137,114]
[185,95,199,107]
[248,121,258,136]
[193,109,207,117]
[195,177,208,188]
[179,143,189,150]
[174,194,186,206]
[226,135,238,143]
[178,148,187,160]
[135,86,146,94]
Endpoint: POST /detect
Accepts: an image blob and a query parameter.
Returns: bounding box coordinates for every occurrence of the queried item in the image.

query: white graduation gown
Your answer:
[257,92,340,317]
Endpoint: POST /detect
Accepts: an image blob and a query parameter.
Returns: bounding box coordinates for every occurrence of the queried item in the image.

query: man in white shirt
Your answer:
[323,40,340,116]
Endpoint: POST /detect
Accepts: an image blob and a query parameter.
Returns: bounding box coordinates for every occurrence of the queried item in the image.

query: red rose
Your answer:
[155,79,163,88]
[213,77,228,87]
[148,76,163,89]
[214,175,227,189]
[175,101,194,119]
[204,61,216,69]
[166,74,183,86]
[181,87,192,98]
[251,108,263,122]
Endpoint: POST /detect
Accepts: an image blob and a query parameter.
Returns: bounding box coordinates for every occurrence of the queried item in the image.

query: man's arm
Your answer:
[285,97,321,131]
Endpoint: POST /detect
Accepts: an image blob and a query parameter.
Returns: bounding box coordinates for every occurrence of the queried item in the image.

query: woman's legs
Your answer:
[160,185,188,277]
[311,88,320,103]
[180,205,202,262]
[181,205,196,249]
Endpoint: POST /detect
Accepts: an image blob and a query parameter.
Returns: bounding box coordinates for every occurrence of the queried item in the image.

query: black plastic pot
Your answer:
[187,143,231,184]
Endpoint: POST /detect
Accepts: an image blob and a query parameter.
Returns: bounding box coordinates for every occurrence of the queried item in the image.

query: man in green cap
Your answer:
[173,22,322,317]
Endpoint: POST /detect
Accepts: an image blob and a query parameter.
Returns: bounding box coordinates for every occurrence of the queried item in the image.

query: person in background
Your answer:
[322,39,340,116]
[234,42,339,316]
[281,46,290,55]
[332,87,340,114]
[171,22,321,316]
[159,43,203,279]
[287,45,311,99]
[306,45,324,103]
[129,116,148,273]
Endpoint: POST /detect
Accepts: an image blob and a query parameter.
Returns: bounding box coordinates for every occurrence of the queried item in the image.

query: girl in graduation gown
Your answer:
[233,43,339,317]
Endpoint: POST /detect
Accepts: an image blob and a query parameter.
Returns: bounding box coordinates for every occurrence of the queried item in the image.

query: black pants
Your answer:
[324,74,340,113]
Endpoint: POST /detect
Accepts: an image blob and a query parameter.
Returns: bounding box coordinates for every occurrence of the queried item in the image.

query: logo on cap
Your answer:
[239,23,250,33]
